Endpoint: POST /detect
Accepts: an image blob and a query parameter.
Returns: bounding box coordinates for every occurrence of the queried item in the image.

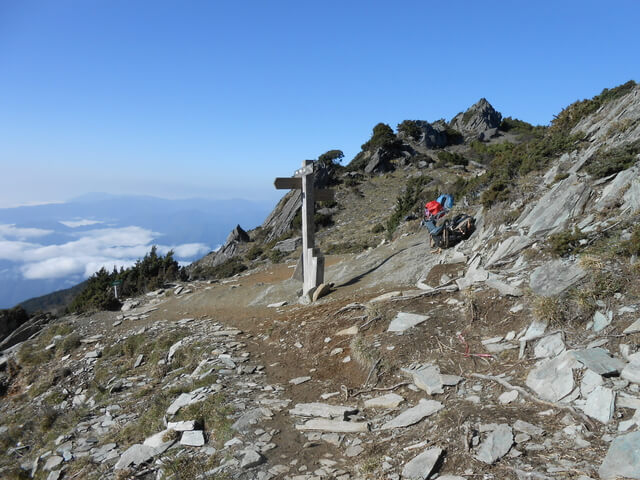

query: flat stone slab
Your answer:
[583,386,615,424]
[289,403,358,419]
[167,420,197,431]
[624,319,640,334]
[581,369,604,397]
[43,456,63,471]
[363,393,404,409]
[571,348,625,376]
[593,311,613,332]
[241,449,265,469]
[598,431,640,479]
[498,390,519,405]
[289,376,311,385]
[622,362,640,385]
[475,424,513,464]
[401,447,443,479]
[513,420,544,436]
[534,333,565,359]
[232,408,273,433]
[114,444,157,470]
[295,419,370,433]
[267,301,287,308]
[402,364,443,395]
[379,399,443,430]
[529,259,586,297]
[388,312,429,332]
[521,319,548,342]
[526,351,579,402]
[180,430,205,447]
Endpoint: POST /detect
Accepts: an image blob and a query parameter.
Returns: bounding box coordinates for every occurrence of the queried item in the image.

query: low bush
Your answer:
[386,175,434,235]
[584,139,640,178]
[190,258,247,280]
[546,227,586,256]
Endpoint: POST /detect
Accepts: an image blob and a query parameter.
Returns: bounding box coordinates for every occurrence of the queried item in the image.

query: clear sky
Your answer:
[1,0,639,208]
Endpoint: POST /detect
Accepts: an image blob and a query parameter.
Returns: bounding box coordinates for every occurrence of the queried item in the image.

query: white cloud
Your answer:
[0,224,53,240]
[0,225,210,281]
[59,219,104,228]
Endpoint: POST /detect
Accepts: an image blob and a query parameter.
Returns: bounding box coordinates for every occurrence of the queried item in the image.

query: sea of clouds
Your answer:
[0,221,210,281]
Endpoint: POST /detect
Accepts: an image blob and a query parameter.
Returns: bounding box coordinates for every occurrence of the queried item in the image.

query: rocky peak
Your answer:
[450,98,502,139]
[226,224,250,245]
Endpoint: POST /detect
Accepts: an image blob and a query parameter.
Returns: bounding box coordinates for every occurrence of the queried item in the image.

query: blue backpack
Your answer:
[437,194,454,209]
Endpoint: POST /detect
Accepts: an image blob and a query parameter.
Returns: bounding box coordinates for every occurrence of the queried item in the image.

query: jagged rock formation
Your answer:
[397,120,450,149]
[450,98,502,139]
[188,224,251,271]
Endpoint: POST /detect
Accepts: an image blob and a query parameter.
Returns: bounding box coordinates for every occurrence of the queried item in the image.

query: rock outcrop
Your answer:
[450,98,502,139]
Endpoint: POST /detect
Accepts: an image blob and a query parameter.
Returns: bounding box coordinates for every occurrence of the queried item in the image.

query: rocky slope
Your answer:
[2,81,640,480]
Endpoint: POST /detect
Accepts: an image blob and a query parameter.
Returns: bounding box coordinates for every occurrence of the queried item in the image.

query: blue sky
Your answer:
[1,0,639,208]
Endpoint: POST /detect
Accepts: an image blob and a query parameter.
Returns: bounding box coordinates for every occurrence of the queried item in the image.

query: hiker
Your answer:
[421,193,475,249]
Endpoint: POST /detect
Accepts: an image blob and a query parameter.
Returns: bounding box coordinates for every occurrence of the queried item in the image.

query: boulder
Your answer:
[583,386,615,424]
[273,236,301,253]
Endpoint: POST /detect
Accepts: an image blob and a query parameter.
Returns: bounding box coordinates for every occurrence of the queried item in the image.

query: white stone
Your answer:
[475,424,513,464]
[498,390,519,405]
[363,393,404,409]
[167,420,197,431]
[295,419,369,433]
[114,444,157,470]
[401,447,443,479]
[180,430,205,447]
[387,312,429,332]
[534,333,565,359]
[624,319,640,334]
[289,403,357,419]
[379,399,443,430]
[526,351,579,402]
[336,326,358,336]
[289,376,311,385]
[267,301,287,308]
[581,369,604,397]
[593,310,613,332]
[583,386,615,424]
[622,362,640,385]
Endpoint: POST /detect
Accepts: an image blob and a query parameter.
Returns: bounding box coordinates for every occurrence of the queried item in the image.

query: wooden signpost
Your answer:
[274,160,334,297]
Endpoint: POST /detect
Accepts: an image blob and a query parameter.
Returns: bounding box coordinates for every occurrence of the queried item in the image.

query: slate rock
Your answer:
[571,348,625,376]
[475,424,513,464]
[581,369,604,397]
[363,393,404,409]
[621,362,640,385]
[534,333,565,359]
[43,456,63,471]
[289,403,358,419]
[499,390,519,404]
[598,431,640,479]
[583,386,615,424]
[526,351,579,401]
[401,447,443,480]
[295,419,369,433]
[379,399,443,430]
[387,312,429,333]
[593,311,613,332]
[623,319,640,334]
[232,408,273,433]
[290,376,311,385]
[181,430,205,446]
[114,444,156,469]
[529,259,587,297]
[513,420,544,436]
[240,448,265,469]
[312,283,332,302]
[403,364,443,395]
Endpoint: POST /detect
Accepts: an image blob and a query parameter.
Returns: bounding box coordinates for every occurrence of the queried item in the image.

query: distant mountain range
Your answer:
[0,193,273,308]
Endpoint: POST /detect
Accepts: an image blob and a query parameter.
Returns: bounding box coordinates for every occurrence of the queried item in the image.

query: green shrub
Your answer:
[245,245,263,261]
[619,226,640,256]
[397,120,422,141]
[385,175,434,235]
[552,80,637,133]
[371,223,385,234]
[268,249,285,264]
[436,151,467,167]
[189,258,247,280]
[547,227,587,256]
[584,139,640,178]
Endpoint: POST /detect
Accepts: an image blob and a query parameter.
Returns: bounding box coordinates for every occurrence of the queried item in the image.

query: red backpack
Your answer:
[425,200,443,216]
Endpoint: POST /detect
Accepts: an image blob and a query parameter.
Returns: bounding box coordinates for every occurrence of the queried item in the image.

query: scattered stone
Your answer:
[336,326,358,336]
[598,431,640,479]
[46,471,62,480]
[482,336,503,345]
[401,447,443,480]
[330,348,343,356]
[267,301,287,308]
[521,319,548,342]
[572,348,625,376]
[181,430,205,446]
[379,399,443,430]
[513,420,544,437]
[387,312,429,333]
[534,333,565,359]
[581,369,604,397]
[312,283,332,302]
[622,362,640,385]
[593,310,613,332]
[345,445,364,457]
[43,456,63,471]
[114,444,156,470]
[499,390,519,405]
[296,419,370,433]
[583,386,615,423]
[526,351,579,401]
[232,408,273,433]
[403,364,444,395]
[475,424,513,464]
[369,291,403,303]
[134,354,144,368]
[167,420,197,431]
[364,393,404,409]
[623,319,640,334]
[290,376,311,385]
[241,449,266,469]
[289,403,358,419]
